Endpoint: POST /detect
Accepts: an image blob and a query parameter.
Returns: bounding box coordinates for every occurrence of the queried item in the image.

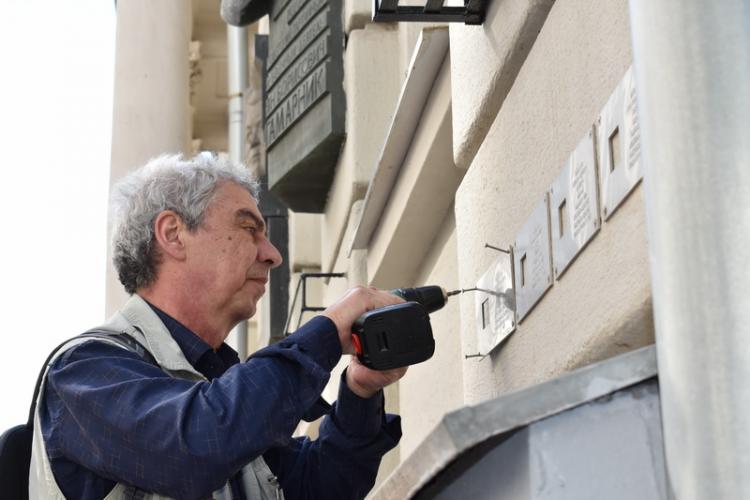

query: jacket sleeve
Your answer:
[42,316,343,499]
[262,369,402,500]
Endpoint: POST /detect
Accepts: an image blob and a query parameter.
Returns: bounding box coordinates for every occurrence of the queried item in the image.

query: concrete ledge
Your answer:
[369,345,658,499]
[366,57,463,288]
[350,27,449,255]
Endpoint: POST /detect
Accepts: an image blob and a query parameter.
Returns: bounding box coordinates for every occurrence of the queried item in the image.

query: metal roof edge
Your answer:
[370,345,658,499]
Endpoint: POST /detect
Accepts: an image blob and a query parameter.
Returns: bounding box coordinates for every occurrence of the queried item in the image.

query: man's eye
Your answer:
[245,226,257,235]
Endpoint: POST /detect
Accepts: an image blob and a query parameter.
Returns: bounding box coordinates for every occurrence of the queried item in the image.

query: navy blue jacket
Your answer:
[40,306,401,499]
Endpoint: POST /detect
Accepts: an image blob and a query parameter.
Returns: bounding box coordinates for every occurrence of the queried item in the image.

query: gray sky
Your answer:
[0,0,115,430]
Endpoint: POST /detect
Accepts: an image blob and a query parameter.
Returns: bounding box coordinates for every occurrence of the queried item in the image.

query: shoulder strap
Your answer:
[26,329,157,428]
[82,329,158,367]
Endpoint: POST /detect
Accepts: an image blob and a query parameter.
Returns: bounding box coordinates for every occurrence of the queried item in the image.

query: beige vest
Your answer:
[29,294,283,499]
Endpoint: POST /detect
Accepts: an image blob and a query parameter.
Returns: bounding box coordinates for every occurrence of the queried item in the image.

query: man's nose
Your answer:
[258,238,283,269]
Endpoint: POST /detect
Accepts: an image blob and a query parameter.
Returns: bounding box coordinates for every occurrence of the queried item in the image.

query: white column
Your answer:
[629,1,750,497]
[106,0,192,316]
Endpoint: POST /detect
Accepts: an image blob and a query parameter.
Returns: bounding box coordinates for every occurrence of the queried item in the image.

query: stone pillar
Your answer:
[106,0,192,316]
[630,0,750,496]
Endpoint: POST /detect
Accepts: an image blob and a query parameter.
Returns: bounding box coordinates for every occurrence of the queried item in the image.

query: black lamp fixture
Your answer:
[372,0,487,25]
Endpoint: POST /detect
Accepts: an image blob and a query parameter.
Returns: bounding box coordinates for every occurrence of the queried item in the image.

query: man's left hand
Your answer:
[345,357,408,399]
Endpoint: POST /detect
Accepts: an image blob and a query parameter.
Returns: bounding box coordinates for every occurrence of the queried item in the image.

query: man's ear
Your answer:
[153,210,187,261]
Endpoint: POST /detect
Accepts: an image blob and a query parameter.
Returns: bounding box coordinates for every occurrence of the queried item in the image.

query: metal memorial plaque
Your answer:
[549,127,601,279]
[513,195,553,322]
[474,254,516,355]
[265,0,345,212]
[598,67,643,220]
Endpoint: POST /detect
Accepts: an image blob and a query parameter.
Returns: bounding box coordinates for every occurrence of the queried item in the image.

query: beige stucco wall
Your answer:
[329,50,465,480]
[344,0,370,33]
[322,24,402,274]
[454,0,653,404]
[449,0,554,170]
[294,22,444,481]
[318,200,403,482]
[366,57,463,289]
[288,212,322,271]
[399,217,464,459]
[285,0,651,487]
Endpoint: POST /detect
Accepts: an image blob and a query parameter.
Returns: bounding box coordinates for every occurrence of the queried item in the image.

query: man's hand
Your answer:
[322,286,408,398]
[322,286,404,355]
[346,357,407,398]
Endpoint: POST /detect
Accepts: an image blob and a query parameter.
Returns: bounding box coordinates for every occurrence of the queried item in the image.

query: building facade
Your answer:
[107,0,749,497]
[271,0,651,483]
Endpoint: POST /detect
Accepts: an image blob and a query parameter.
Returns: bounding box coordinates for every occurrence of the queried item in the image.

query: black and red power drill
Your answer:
[351,286,457,371]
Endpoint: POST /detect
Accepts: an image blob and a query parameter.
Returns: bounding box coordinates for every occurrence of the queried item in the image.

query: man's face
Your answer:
[182,181,282,326]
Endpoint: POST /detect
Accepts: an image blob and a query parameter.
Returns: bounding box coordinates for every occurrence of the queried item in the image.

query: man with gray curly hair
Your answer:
[32,154,407,499]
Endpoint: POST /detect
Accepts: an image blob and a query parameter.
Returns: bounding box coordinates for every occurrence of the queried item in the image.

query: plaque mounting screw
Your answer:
[484,243,510,254]
[464,353,484,360]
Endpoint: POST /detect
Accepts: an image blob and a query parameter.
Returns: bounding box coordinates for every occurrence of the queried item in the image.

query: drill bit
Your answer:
[446,287,493,297]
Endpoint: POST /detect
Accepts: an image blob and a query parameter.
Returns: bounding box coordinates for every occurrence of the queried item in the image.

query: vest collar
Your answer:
[116,294,204,377]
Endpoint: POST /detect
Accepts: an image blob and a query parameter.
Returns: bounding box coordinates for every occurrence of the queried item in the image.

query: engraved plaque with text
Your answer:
[475,254,516,355]
[513,195,553,322]
[598,67,642,220]
[549,127,601,279]
[265,0,345,212]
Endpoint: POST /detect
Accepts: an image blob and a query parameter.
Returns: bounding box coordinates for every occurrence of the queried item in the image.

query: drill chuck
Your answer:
[389,286,448,313]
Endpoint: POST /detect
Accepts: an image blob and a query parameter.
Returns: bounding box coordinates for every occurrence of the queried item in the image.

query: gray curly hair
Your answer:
[110,153,260,294]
